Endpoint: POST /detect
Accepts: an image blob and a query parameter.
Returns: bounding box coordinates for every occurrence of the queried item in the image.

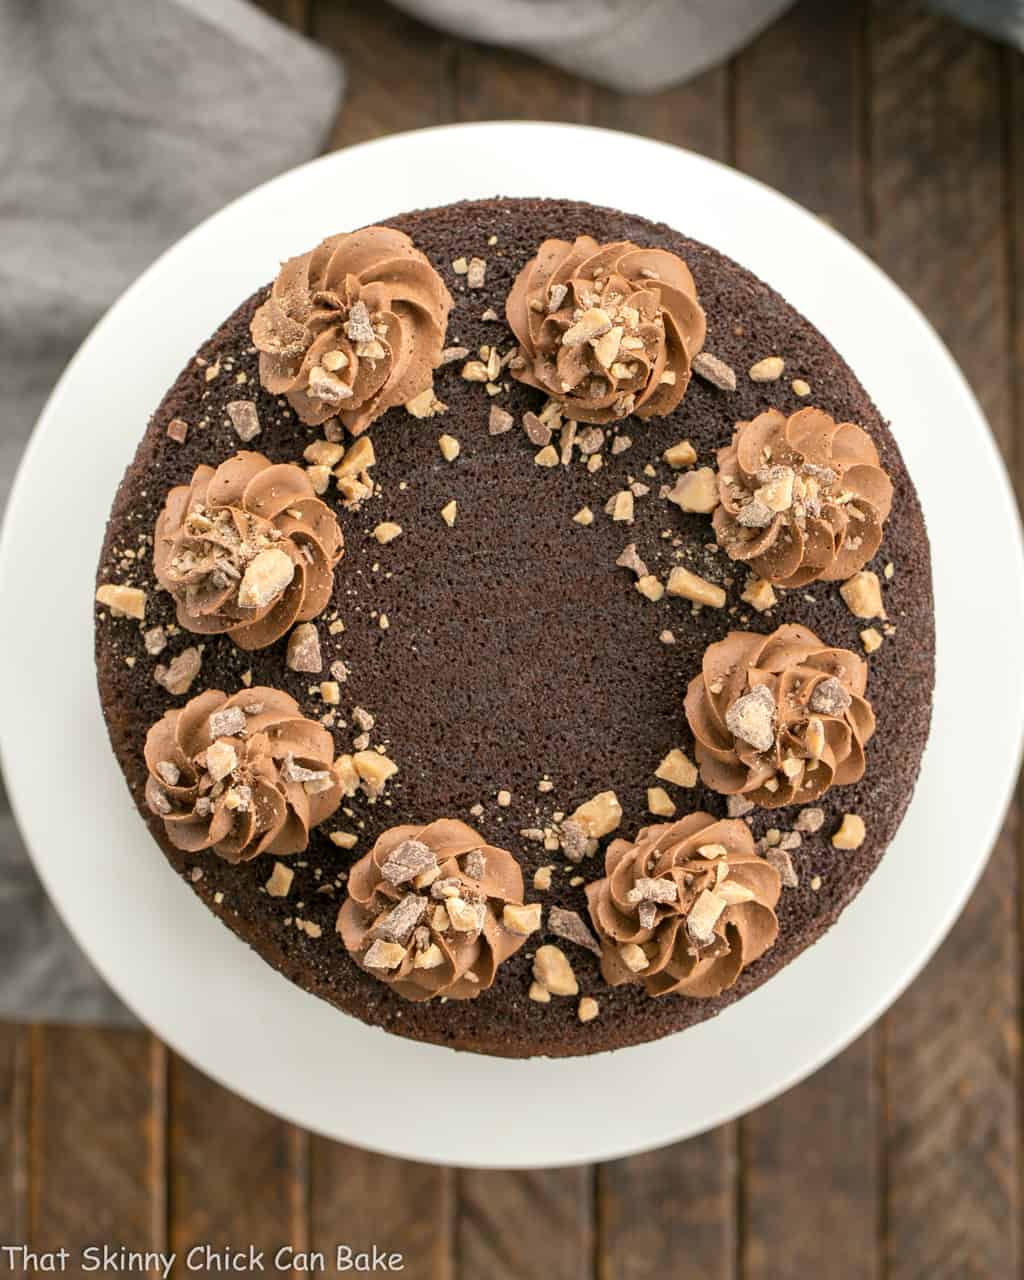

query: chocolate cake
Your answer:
[94,197,934,1057]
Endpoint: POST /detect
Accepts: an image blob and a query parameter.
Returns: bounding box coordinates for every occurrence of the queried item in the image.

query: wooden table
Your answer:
[3,2,1020,1275]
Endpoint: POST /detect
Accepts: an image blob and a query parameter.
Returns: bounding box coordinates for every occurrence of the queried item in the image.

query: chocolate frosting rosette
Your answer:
[585,814,780,998]
[250,226,453,434]
[712,407,893,587]
[685,623,875,808]
[153,451,343,650]
[505,235,706,425]
[338,820,528,1001]
[144,687,346,863]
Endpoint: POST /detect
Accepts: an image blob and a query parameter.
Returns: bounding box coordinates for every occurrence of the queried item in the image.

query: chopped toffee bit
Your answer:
[666,565,725,608]
[533,866,553,891]
[692,350,737,391]
[237,548,294,610]
[635,575,664,602]
[381,838,437,886]
[488,404,514,434]
[766,847,799,888]
[329,831,358,849]
[439,345,470,365]
[286,622,322,673]
[153,646,202,695]
[532,944,578,997]
[573,506,594,526]
[304,440,345,467]
[655,748,698,788]
[438,433,461,461]
[534,445,559,467]
[373,521,403,545]
[663,439,698,468]
[96,583,146,620]
[166,417,189,444]
[208,704,246,739]
[832,813,866,850]
[577,427,604,456]
[405,387,446,419]
[548,906,601,957]
[143,625,167,656]
[687,888,727,943]
[502,903,543,936]
[666,466,719,513]
[646,786,675,816]
[792,378,811,397]
[860,627,883,654]
[570,790,622,840]
[727,794,755,818]
[741,576,777,613]
[529,981,551,1004]
[441,500,457,526]
[353,749,398,797]
[606,490,634,523]
[809,677,851,717]
[840,570,886,620]
[577,997,600,1023]
[724,684,776,752]
[616,544,648,577]
[793,807,825,834]
[466,257,487,289]
[266,862,294,898]
[226,399,261,441]
[659,629,676,645]
[523,411,551,447]
[748,355,785,382]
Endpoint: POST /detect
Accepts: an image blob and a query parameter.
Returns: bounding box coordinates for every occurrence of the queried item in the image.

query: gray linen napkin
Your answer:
[0,0,342,1022]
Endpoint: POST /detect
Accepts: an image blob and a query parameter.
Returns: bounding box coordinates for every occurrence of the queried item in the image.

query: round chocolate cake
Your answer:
[95,197,934,1057]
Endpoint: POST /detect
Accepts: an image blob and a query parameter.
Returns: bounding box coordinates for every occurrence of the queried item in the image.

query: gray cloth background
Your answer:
[2,0,1022,1024]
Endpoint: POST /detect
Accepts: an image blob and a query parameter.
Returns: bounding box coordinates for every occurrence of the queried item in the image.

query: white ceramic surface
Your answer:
[2,123,1021,1169]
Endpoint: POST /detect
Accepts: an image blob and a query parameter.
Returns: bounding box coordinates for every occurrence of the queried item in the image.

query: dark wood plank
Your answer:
[168,1057,307,1276]
[30,1028,165,1255]
[729,6,882,1277]
[742,1037,880,1280]
[598,1130,736,1280]
[458,1167,591,1280]
[311,1144,451,1279]
[311,0,453,150]
[0,1025,30,1249]
[733,0,867,238]
[869,10,1019,1278]
[454,43,590,123]
[591,67,730,160]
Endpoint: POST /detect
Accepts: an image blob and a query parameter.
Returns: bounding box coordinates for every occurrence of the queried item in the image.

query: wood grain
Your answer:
[597,1129,736,1280]
[168,1057,305,1277]
[311,0,453,150]
[731,6,882,1277]
[30,1028,164,1256]
[310,1144,451,1280]
[869,9,1019,1278]
[457,1166,592,1280]
[592,67,729,159]
[0,1025,30,1249]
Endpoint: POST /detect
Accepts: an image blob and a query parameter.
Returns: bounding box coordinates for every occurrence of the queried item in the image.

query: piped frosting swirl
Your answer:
[684,623,875,808]
[505,236,706,425]
[712,407,893,587]
[337,820,527,1001]
[144,687,345,862]
[585,813,780,998]
[153,451,343,650]
[250,226,453,434]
